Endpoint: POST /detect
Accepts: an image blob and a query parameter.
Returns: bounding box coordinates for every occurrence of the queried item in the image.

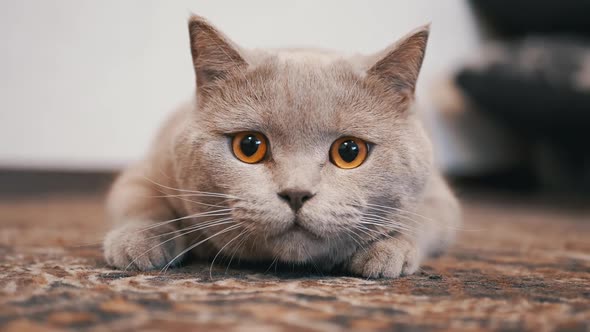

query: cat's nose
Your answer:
[278,189,315,212]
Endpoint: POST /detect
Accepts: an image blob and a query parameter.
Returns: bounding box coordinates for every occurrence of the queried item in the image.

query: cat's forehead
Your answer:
[201,53,399,143]
[263,48,350,66]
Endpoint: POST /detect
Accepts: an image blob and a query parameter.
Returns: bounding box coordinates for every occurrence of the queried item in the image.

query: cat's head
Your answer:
[175,15,433,263]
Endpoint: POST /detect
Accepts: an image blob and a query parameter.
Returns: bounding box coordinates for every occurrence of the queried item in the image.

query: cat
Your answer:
[103,15,461,278]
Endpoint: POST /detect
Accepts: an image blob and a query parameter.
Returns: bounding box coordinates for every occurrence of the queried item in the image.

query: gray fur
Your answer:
[103,15,460,278]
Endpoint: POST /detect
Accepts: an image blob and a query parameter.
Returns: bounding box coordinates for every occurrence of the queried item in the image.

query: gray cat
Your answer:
[103,15,461,278]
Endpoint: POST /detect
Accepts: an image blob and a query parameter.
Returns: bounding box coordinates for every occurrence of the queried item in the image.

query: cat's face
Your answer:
[175,16,433,263]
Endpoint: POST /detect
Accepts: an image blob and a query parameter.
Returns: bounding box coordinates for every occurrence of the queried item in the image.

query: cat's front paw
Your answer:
[103,220,186,271]
[347,237,422,278]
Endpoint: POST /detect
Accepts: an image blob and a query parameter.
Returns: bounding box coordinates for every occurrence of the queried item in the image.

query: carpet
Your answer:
[0,192,589,331]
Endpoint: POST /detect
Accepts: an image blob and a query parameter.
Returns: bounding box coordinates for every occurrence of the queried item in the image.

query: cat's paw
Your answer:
[103,220,186,271]
[347,237,421,278]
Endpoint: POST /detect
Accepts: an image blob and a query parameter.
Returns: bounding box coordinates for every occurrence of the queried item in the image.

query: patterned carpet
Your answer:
[0,193,589,331]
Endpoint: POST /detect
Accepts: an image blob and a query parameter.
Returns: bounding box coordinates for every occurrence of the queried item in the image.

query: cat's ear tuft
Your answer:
[188,15,247,92]
[366,24,430,98]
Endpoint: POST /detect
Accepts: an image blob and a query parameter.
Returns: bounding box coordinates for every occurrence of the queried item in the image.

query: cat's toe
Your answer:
[347,238,421,279]
[103,221,185,271]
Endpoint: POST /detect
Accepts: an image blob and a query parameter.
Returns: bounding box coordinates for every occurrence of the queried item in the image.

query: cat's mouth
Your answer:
[276,218,323,240]
[290,223,313,235]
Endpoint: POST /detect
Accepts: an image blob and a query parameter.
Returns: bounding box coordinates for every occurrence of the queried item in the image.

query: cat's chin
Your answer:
[285,223,322,239]
[268,226,329,262]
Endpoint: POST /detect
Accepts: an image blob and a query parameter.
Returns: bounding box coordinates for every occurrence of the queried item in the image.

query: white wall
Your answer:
[0,0,480,171]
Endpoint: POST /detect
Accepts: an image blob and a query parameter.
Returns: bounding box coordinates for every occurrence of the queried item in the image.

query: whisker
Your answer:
[350,224,381,242]
[340,226,367,253]
[264,255,280,274]
[136,209,233,233]
[360,212,426,232]
[302,244,323,276]
[124,218,234,271]
[350,203,431,230]
[225,228,254,273]
[209,227,248,279]
[355,224,396,241]
[161,223,243,272]
[359,217,418,236]
[142,176,242,200]
[365,209,442,233]
[147,184,240,211]
[363,204,481,232]
[365,203,435,222]
[163,195,231,210]
[358,221,416,239]
[144,218,235,240]
[151,193,239,199]
[359,217,418,234]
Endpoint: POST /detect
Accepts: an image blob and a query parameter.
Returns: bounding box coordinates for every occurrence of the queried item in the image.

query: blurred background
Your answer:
[2,4,589,330]
[0,0,589,197]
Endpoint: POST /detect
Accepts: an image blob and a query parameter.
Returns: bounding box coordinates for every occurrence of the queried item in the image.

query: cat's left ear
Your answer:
[365,24,430,99]
[188,15,248,93]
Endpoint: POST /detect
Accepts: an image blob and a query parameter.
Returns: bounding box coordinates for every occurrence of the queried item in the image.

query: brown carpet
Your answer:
[0,191,589,331]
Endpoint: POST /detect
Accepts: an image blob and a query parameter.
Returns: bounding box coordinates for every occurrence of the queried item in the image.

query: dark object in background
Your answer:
[0,169,114,198]
[457,39,590,193]
[456,3,590,194]
[469,0,590,37]
[457,38,590,139]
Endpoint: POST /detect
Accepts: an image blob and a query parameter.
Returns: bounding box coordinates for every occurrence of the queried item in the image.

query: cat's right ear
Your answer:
[364,25,430,102]
[188,15,247,93]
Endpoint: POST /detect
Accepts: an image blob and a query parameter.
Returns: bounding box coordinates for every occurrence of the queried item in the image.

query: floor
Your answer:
[0,185,589,331]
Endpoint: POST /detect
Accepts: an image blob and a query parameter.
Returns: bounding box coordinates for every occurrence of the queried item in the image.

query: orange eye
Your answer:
[232,132,268,164]
[330,137,369,169]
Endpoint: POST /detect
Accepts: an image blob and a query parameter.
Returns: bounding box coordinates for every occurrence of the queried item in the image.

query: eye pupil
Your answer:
[338,140,359,163]
[232,132,267,164]
[240,135,261,157]
[330,137,368,169]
